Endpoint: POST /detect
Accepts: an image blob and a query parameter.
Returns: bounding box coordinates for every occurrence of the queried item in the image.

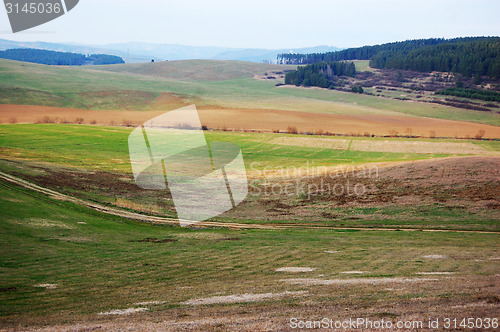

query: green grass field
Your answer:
[3,124,496,173]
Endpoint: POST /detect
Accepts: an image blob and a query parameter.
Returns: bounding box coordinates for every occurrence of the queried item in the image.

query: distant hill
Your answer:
[72,43,340,63]
[0,38,340,63]
[212,46,341,63]
[0,48,124,65]
[86,59,292,81]
[278,37,500,78]
[0,39,152,63]
[101,42,237,62]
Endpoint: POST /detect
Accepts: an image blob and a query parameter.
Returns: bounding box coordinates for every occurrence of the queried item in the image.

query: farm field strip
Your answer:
[269,136,493,154]
[1,124,467,174]
[2,102,500,138]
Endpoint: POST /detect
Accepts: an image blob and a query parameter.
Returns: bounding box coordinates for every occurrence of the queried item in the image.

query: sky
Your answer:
[1,0,499,49]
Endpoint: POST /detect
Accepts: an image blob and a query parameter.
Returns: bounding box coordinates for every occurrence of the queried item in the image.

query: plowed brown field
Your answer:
[2,104,500,138]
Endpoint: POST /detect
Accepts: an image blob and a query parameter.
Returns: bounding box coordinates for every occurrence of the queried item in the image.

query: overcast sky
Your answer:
[1,0,499,49]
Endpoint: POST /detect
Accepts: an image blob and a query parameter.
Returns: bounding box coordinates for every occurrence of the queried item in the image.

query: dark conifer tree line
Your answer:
[278,37,500,79]
[435,87,500,102]
[284,61,356,88]
[0,48,125,65]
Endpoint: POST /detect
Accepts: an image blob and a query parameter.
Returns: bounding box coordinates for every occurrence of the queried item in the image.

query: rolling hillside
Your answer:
[89,59,291,81]
[1,58,500,137]
[1,52,499,331]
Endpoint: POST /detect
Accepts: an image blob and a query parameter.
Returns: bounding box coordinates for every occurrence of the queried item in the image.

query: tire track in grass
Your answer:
[1,171,499,234]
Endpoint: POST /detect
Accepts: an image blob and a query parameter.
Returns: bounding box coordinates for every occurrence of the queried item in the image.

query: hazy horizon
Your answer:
[1,0,499,49]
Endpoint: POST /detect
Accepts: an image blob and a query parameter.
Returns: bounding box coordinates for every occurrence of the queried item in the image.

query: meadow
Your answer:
[0,58,499,330]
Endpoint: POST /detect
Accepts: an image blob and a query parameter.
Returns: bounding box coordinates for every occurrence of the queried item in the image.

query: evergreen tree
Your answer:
[284,61,356,88]
[0,48,125,66]
[278,37,500,79]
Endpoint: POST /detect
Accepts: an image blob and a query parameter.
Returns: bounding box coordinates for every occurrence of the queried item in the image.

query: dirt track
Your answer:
[1,170,498,234]
[2,104,500,138]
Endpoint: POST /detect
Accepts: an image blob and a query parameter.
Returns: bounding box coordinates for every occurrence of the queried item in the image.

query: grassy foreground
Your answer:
[1,181,499,327]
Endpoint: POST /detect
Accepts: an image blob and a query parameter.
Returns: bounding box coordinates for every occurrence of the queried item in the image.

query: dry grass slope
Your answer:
[87,59,295,81]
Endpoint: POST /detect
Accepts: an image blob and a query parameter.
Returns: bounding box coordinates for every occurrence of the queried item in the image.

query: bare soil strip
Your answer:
[181,291,307,305]
[275,267,316,273]
[99,308,149,316]
[0,104,167,125]
[1,170,499,234]
[198,108,500,139]
[34,283,58,289]
[2,104,500,138]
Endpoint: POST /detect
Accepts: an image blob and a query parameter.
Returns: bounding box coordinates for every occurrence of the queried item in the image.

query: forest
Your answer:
[435,87,500,102]
[284,61,356,88]
[0,48,125,65]
[278,37,500,78]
